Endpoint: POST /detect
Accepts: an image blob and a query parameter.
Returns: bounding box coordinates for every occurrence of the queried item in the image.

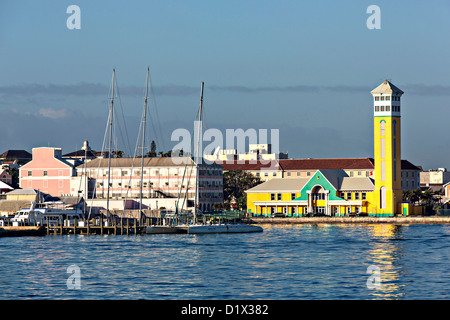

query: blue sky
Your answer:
[1,0,450,169]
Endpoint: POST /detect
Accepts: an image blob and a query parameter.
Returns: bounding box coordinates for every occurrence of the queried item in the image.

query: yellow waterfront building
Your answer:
[246,80,417,217]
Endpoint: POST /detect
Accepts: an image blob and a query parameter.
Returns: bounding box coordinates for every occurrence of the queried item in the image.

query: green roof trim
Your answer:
[293,170,344,201]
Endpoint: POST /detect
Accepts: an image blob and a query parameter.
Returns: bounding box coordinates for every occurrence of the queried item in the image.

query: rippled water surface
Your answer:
[1,224,450,299]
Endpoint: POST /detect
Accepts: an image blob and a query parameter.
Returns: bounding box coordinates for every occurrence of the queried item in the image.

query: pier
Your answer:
[246,216,450,225]
[42,217,152,235]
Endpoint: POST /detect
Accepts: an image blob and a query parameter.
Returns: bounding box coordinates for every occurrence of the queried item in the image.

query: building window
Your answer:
[381,96,385,101]
[375,106,380,112]
[291,193,296,200]
[272,172,277,177]
[27,171,32,177]
[380,120,385,136]
[271,193,275,201]
[313,193,325,200]
[375,96,380,101]
[386,106,390,111]
[381,138,385,158]
[43,171,48,176]
[362,193,366,200]
[381,187,387,209]
[393,139,397,158]
[394,161,397,181]
[355,193,360,200]
[386,96,390,101]
[381,161,386,182]
[346,193,352,200]
[393,120,397,136]
[277,193,282,201]
[287,172,291,177]
[307,172,311,176]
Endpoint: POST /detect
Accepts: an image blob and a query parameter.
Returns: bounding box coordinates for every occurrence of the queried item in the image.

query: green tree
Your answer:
[112,150,124,158]
[223,170,262,211]
[420,190,434,206]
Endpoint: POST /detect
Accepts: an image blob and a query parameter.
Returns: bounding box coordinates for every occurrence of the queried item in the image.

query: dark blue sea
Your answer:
[1,224,449,300]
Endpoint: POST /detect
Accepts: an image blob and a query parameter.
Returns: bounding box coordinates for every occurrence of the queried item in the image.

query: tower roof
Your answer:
[371,80,404,95]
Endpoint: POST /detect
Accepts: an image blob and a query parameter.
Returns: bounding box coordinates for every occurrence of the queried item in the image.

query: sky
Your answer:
[1,0,450,170]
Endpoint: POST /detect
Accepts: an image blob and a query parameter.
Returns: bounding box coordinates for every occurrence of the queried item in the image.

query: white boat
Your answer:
[145,81,263,235]
[145,225,187,234]
[187,222,262,234]
[183,82,262,235]
[11,201,84,227]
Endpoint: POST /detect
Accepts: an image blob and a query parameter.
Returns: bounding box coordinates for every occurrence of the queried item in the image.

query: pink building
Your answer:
[0,169,12,186]
[19,147,81,197]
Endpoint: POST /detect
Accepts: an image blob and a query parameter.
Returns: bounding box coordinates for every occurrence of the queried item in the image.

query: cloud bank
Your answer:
[2,83,448,97]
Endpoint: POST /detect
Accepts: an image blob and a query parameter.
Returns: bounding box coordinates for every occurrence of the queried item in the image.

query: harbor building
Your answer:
[246,80,418,216]
[205,144,288,162]
[19,147,81,197]
[74,157,223,212]
[218,157,420,187]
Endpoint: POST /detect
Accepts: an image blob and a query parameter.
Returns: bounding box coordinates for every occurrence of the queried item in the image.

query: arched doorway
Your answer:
[311,186,326,215]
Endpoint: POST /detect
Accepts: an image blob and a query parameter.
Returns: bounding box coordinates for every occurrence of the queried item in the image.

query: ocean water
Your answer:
[1,224,450,300]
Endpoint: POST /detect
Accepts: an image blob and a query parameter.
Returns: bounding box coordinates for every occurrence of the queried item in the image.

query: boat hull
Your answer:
[187,223,263,234]
[145,226,187,234]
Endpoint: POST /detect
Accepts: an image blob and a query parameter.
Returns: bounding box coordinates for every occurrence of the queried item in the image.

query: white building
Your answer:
[204,144,288,162]
[73,157,223,212]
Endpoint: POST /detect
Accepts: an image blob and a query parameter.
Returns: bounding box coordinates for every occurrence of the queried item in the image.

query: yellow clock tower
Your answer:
[371,80,403,216]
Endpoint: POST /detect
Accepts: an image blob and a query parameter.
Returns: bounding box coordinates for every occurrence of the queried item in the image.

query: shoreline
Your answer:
[246,216,450,225]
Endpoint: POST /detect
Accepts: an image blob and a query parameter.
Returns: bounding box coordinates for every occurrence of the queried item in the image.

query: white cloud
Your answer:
[37,108,70,119]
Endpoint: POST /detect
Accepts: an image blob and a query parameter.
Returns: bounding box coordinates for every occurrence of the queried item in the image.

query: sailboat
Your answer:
[144,69,187,234]
[146,81,262,234]
[185,82,263,234]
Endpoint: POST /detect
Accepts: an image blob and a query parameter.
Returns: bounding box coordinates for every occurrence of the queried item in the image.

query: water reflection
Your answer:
[365,224,407,299]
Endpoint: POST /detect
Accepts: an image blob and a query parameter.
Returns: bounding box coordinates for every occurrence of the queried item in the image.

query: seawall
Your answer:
[246,216,450,225]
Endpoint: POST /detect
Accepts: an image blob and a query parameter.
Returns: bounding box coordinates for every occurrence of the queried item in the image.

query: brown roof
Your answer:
[279,158,375,171]
[220,158,422,172]
[401,159,422,171]
[0,150,31,160]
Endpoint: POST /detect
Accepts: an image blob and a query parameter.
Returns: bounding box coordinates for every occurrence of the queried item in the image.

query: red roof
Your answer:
[216,158,422,172]
[279,158,375,171]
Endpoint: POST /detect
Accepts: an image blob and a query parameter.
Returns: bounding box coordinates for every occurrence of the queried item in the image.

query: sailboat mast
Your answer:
[106,69,115,221]
[139,67,150,219]
[194,81,204,222]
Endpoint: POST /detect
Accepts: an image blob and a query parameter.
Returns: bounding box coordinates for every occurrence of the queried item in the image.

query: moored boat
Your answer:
[187,223,263,234]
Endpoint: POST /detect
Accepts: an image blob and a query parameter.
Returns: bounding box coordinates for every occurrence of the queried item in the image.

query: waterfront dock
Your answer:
[42,218,150,235]
[0,226,46,237]
[246,216,450,225]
